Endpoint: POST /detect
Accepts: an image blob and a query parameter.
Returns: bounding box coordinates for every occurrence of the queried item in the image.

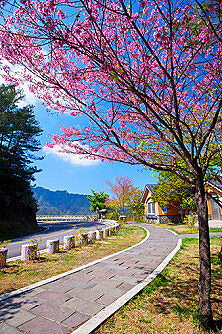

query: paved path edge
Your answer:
[0,226,149,303]
[72,234,182,334]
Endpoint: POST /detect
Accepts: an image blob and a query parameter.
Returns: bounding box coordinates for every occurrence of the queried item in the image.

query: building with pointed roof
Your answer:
[141,182,222,224]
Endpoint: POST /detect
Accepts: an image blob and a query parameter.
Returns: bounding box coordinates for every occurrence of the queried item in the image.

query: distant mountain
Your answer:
[33,186,91,215]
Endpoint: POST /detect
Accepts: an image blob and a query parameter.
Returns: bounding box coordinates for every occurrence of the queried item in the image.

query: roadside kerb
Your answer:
[73,236,182,334]
[166,228,179,236]
[6,220,119,263]
[0,225,149,303]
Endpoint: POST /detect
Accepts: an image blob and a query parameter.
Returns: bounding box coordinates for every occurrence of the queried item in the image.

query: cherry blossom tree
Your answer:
[0,0,221,327]
[105,177,143,218]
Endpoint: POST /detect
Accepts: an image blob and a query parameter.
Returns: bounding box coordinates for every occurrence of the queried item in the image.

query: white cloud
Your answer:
[43,144,100,166]
[0,60,39,106]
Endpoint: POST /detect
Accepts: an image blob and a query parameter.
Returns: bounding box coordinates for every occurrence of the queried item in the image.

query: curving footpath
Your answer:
[0,224,180,334]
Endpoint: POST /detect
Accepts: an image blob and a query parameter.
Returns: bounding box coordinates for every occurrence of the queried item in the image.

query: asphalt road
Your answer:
[6,220,106,259]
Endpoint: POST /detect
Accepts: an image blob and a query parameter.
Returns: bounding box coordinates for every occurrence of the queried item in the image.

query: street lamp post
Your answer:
[100,208,107,219]
[96,207,99,221]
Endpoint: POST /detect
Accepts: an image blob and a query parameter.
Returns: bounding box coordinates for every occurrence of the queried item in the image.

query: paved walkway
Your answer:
[180,232,222,239]
[0,224,179,333]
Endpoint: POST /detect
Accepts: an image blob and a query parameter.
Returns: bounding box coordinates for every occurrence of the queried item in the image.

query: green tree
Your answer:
[151,171,196,220]
[87,190,108,218]
[0,84,42,239]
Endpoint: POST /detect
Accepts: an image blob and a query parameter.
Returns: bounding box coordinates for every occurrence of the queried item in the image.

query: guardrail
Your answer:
[37,215,96,222]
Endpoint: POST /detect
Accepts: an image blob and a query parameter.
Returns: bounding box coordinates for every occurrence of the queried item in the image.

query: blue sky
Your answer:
[0,73,156,195]
[33,100,157,195]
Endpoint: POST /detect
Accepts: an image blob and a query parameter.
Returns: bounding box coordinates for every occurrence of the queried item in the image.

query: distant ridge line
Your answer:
[33,186,91,215]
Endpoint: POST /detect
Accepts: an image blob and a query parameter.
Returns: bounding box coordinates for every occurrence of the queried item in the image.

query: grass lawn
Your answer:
[95,237,222,334]
[0,226,146,295]
[136,220,221,235]
[170,227,222,235]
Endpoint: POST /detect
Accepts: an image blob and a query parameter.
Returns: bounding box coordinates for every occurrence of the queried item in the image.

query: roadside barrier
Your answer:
[88,231,97,243]
[0,247,8,268]
[63,235,75,250]
[3,221,120,264]
[21,244,37,261]
[46,239,60,254]
[81,232,89,245]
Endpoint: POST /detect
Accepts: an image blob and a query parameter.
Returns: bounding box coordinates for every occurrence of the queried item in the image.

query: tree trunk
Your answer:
[179,201,184,223]
[196,177,213,327]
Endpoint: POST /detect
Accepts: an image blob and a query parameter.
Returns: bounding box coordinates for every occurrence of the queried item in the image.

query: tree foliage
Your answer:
[105,177,143,219]
[0,84,42,231]
[87,190,108,218]
[151,171,196,213]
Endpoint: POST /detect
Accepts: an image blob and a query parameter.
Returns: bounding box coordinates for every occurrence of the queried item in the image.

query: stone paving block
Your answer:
[135,261,154,266]
[63,279,96,290]
[23,287,46,297]
[0,295,33,314]
[91,284,125,298]
[104,264,130,271]
[116,261,125,265]
[105,268,135,277]
[63,297,104,316]
[61,297,78,309]
[20,298,43,311]
[34,290,71,305]
[133,269,151,276]
[96,294,118,306]
[102,258,119,264]
[70,272,94,282]
[42,281,73,294]
[0,298,25,314]
[111,275,141,285]
[133,264,146,270]
[61,311,90,329]
[0,322,21,334]
[118,282,135,291]
[89,277,124,288]
[56,275,74,283]
[31,302,74,323]
[121,259,139,264]
[95,260,115,266]
[0,296,41,312]
[3,309,36,327]
[82,267,94,274]
[67,287,103,301]
[18,316,69,334]
[89,270,116,279]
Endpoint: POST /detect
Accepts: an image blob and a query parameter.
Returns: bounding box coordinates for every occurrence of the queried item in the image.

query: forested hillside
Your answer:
[33,187,90,215]
[0,85,42,241]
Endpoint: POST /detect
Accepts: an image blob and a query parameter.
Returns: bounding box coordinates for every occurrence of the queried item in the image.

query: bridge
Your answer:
[37,214,96,222]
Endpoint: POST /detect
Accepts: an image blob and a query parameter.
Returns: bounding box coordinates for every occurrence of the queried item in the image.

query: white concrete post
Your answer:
[98,230,104,239]
[88,231,96,243]
[21,244,35,261]
[63,235,75,250]
[95,230,100,240]
[75,234,83,247]
[81,232,89,245]
[46,239,59,254]
[0,247,8,268]
[103,228,109,238]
